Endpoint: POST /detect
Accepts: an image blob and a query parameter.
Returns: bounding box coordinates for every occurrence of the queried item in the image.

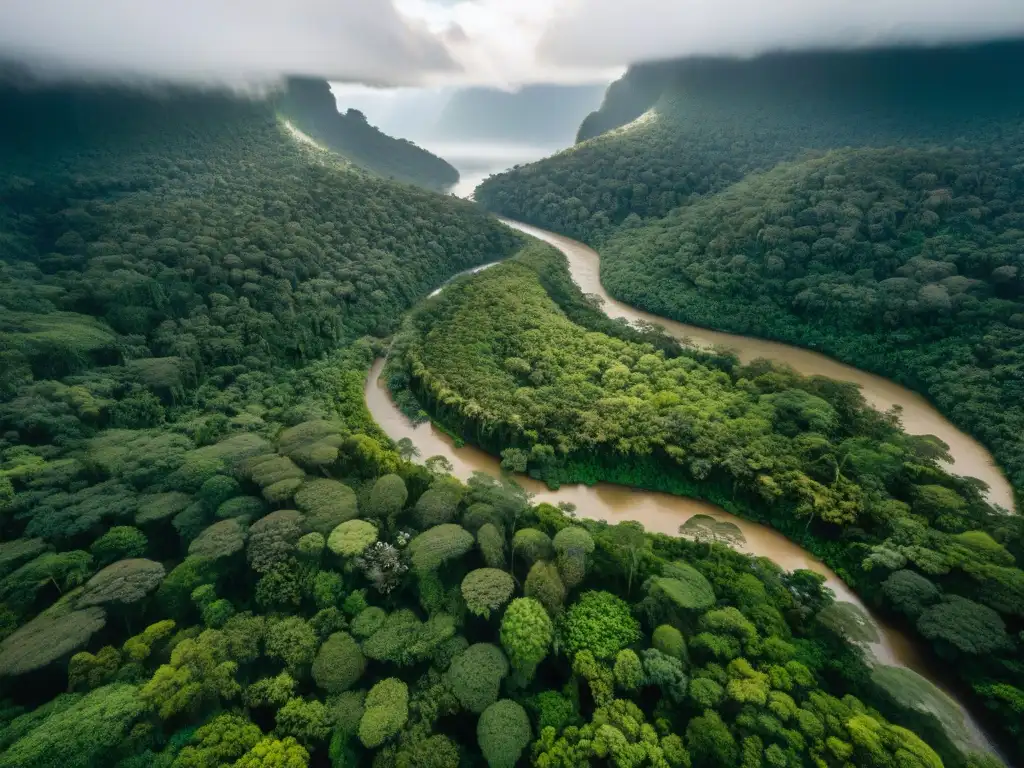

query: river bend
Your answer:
[364,218,1007,755]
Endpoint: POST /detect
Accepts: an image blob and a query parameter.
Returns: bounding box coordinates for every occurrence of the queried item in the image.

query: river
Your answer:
[504,220,1014,513]
[364,219,1006,756]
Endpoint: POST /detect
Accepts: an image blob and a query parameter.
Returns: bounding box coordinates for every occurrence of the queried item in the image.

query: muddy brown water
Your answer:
[504,219,1015,513]
[364,219,1007,754]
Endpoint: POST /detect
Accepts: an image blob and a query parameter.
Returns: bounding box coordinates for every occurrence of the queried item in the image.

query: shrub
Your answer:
[275,697,331,746]
[263,478,303,505]
[463,503,504,533]
[524,560,566,616]
[408,524,474,573]
[265,617,318,675]
[556,551,587,589]
[247,454,305,488]
[393,733,460,768]
[881,569,942,620]
[917,596,1011,657]
[244,671,297,708]
[512,528,553,564]
[461,569,515,619]
[296,532,325,562]
[216,496,265,520]
[0,682,145,768]
[652,625,687,661]
[367,474,408,522]
[312,632,365,694]
[0,538,47,579]
[448,643,509,713]
[89,526,147,567]
[359,678,409,748]
[77,559,166,607]
[136,492,192,525]
[529,690,575,732]
[351,607,387,639]
[278,420,346,470]
[478,699,531,768]
[198,475,241,511]
[500,597,553,680]
[310,607,347,640]
[562,590,641,660]
[553,526,595,556]
[188,518,248,561]
[294,479,359,535]
[247,510,304,573]
[311,570,345,610]
[415,487,460,528]
[174,712,261,767]
[614,649,645,691]
[327,520,378,558]
[328,689,366,737]
[644,569,715,615]
[477,523,506,569]
[362,609,456,666]
[642,648,688,703]
[689,677,725,709]
[233,736,309,768]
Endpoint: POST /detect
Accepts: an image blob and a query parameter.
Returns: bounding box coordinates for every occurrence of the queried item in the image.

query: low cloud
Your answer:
[538,0,1024,67]
[0,0,456,87]
[1,1,1023,90]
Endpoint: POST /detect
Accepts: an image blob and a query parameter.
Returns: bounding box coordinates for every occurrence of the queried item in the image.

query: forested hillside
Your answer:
[277,78,459,191]
[391,241,1024,763]
[477,43,1024,241]
[600,148,1024,503]
[474,42,1024,507]
[0,82,566,766]
[575,61,677,143]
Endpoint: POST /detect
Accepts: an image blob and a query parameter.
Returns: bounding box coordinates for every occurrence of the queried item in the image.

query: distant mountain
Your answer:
[277,77,458,191]
[428,84,606,145]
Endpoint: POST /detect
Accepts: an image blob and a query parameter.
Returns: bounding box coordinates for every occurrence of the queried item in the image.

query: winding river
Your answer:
[365,218,1009,756]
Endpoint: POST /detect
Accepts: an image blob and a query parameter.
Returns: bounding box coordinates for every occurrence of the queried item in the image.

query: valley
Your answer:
[365,217,1015,758]
[2,35,1024,768]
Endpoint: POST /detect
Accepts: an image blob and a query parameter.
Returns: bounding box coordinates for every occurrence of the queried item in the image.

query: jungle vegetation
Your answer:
[0,76,1014,768]
[390,240,1024,763]
[474,42,1024,509]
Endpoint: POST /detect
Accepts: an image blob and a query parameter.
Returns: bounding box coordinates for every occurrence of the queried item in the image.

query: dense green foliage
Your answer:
[392,239,1024,761]
[0,81,518,767]
[277,78,459,192]
[599,147,1024,505]
[476,43,1024,512]
[1,71,1017,768]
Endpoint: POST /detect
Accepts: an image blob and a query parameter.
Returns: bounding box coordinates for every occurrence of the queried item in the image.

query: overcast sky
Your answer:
[2,0,1024,88]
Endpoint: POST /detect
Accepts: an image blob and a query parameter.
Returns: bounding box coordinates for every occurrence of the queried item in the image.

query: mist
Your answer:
[2,1,1023,90]
[0,0,454,87]
[539,0,1024,67]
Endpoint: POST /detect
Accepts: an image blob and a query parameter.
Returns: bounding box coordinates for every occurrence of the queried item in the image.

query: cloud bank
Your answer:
[0,0,455,86]
[538,0,1024,67]
[0,0,1023,88]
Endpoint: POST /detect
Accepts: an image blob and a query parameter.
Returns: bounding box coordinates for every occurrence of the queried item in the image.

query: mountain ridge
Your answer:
[277,77,459,191]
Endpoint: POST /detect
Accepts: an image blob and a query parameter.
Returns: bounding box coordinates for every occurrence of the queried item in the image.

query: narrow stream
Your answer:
[364,219,1006,756]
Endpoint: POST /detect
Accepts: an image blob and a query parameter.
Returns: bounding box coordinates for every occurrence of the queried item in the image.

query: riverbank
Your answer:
[502,220,1015,513]
[364,225,1011,758]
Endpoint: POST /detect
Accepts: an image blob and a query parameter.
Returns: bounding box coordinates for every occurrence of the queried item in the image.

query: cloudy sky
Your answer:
[1,0,1024,88]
